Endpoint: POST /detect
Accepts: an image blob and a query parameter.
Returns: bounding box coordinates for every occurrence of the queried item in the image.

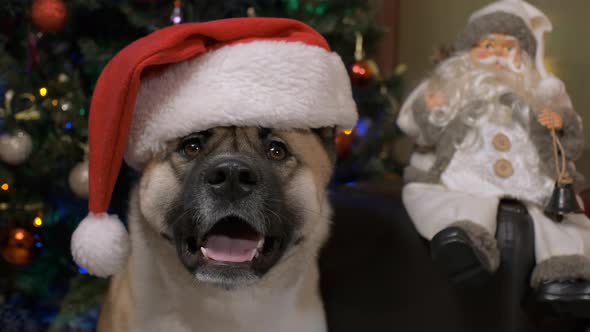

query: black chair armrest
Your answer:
[320,181,586,332]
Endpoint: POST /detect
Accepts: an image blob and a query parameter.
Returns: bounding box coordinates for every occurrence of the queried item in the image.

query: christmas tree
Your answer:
[0,1,403,329]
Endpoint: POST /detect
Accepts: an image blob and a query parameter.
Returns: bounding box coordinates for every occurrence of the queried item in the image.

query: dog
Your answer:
[97,126,337,332]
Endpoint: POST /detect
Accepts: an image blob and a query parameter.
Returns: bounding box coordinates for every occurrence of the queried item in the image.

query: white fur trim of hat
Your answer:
[125,40,357,169]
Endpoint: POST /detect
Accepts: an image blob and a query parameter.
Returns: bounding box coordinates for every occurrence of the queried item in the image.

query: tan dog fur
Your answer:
[98,128,335,332]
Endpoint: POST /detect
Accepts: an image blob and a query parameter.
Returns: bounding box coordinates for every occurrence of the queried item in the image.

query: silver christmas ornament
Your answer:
[69,160,89,198]
[0,130,33,165]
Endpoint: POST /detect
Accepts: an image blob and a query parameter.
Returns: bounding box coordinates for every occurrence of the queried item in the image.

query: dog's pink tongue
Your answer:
[204,235,258,263]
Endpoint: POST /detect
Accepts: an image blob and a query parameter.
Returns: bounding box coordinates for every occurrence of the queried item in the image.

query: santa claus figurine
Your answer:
[398,0,590,310]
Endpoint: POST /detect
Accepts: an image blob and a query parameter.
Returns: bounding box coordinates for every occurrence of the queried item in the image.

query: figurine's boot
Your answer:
[431,220,500,287]
[533,255,590,318]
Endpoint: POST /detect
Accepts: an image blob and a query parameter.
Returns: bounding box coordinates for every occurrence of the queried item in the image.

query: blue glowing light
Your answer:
[78,266,88,274]
[65,122,72,129]
[355,119,369,136]
[35,242,42,248]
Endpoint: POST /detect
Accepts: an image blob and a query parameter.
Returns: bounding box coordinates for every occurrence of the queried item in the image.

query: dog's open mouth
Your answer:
[183,216,279,267]
[201,216,264,263]
[176,213,290,286]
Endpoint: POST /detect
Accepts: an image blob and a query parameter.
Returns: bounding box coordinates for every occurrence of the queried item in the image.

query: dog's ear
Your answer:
[311,127,337,164]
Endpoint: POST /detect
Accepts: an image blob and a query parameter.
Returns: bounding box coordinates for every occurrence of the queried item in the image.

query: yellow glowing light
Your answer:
[39,87,48,97]
[34,217,43,227]
[343,129,353,135]
[14,231,24,241]
[52,99,58,106]
[1,183,8,191]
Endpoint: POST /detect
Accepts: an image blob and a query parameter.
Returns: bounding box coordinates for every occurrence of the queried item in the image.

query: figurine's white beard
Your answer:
[426,51,543,129]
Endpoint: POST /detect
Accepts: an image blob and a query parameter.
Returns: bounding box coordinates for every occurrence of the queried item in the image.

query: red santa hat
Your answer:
[460,0,564,98]
[71,17,357,277]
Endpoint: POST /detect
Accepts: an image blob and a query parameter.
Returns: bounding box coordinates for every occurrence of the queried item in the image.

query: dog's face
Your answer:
[136,127,335,289]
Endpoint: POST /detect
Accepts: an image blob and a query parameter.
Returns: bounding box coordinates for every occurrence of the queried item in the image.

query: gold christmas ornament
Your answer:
[0,90,41,122]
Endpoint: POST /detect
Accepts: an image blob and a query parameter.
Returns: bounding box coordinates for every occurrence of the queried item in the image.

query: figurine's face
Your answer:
[470,33,524,73]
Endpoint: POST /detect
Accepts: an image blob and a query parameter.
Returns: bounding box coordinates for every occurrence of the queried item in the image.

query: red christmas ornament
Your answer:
[31,0,68,33]
[335,130,353,159]
[349,60,376,86]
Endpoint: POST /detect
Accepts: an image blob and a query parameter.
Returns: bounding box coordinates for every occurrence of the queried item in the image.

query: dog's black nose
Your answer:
[204,159,258,200]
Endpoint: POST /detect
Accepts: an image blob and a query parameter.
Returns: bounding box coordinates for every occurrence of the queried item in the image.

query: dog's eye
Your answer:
[267,141,288,161]
[180,137,202,158]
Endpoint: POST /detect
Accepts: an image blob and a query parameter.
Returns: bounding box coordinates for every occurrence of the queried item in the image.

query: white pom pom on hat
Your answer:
[71,213,130,277]
[70,18,357,277]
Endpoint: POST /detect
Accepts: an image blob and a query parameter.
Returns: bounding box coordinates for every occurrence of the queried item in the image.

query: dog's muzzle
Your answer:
[169,154,297,287]
[199,159,266,263]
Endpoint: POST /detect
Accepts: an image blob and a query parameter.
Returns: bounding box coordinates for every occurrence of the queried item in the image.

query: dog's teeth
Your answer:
[257,238,265,249]
[248,249,257,261]
[200,247,208,259]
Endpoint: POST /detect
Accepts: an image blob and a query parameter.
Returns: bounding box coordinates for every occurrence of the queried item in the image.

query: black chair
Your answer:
[319,180,589,332]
